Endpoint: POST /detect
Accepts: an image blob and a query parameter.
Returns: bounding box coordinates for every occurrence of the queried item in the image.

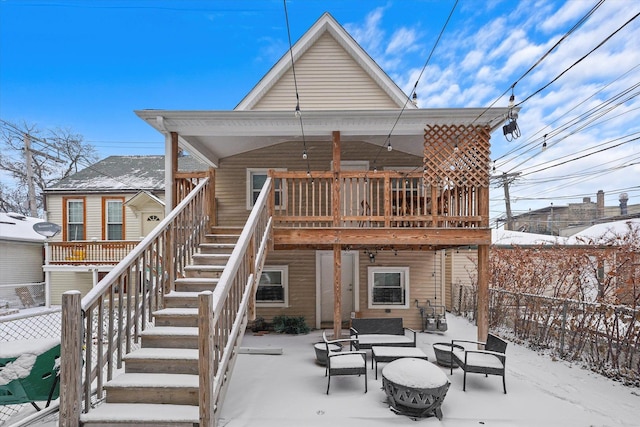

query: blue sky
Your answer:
[1,0,639,223]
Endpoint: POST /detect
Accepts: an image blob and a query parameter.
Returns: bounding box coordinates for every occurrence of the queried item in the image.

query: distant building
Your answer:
[510,190,640,236]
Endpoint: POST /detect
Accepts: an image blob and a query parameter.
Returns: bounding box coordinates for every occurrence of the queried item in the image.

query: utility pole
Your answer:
[500,172,520,230]
[24,133,38,217]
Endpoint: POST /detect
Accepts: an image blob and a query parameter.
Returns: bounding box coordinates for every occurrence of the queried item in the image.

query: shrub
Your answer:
[272,315,310,334]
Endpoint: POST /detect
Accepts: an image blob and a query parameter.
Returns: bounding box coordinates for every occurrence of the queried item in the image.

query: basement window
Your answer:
[368,266,410,309]
[256,265,288,307]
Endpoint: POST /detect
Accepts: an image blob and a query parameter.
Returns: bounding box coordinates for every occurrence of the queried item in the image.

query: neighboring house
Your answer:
[42,154,209,304]
[510,190,640,236]
[135,12,509,333]
[0,212,46,311]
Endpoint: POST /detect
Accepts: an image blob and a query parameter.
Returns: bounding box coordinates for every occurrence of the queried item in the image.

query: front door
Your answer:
[317,251,358,328]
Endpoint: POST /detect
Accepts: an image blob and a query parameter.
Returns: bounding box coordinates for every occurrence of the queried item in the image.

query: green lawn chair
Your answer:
[0,338,61,410]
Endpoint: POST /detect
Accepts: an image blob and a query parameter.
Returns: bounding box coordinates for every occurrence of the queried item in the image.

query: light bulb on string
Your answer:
[302,150,307,159]
[542,134,548,151]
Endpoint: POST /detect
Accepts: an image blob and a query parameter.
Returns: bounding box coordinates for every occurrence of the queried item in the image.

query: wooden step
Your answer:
[174,277,219,292]
[198,242,236,254]
[123,348,199,374]
[163,291,200,308]
[80,403,199,426]
[104,373,199,405]
[204,233,240,244]
[192,253,230,265]
[153,307,198,327]
[184,264,225,279]
[140,326,199,349]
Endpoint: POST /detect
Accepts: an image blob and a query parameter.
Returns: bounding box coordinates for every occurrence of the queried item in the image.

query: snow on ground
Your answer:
[219,314,639,427]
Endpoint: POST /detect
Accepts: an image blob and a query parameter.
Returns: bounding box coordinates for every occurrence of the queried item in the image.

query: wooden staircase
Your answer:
[80,230,241,426]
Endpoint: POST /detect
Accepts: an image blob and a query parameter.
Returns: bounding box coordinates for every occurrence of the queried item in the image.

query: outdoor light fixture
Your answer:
[411,92,418,105]
[542,134,548,151]
[387,140,393,152]
[295,102,301,118]
[302,150,307,159]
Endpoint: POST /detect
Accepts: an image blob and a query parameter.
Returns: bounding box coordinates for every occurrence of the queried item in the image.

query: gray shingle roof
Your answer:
[45,155,207,192]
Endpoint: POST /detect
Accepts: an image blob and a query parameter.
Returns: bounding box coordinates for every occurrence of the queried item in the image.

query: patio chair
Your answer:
[322,331,367,394]
[450,333,507,393]
[0,339,61,410]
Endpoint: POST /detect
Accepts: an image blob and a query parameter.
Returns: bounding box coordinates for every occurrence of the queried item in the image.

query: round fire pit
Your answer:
[382,358,450,420]
[433,342,464,368]
[313,342,342,366]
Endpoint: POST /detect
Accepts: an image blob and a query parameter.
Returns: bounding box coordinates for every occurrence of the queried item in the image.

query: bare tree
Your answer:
[0,120,99,216]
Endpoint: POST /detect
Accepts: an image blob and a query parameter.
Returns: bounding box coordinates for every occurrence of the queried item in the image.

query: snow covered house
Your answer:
[0,212,46,311]
[58,13,512,425]
[42,155,210,304]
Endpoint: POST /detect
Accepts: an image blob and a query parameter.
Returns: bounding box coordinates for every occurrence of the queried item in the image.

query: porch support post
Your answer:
[332,131,342,338]
[477,244,489,342]
[171,132,179,209]
[333,243,342,339]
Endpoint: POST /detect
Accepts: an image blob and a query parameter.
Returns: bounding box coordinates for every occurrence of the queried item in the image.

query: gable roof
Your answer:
[236,12,414,111]
[135,13,510,168]
[45,155,207,193]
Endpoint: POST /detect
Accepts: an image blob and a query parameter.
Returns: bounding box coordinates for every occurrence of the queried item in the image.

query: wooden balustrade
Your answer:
[48,241,140,264]
[269,170,486,228]
[59,178,212,425]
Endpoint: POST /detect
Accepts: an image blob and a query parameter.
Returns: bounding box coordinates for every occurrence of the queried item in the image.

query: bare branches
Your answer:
[0,120,99,216]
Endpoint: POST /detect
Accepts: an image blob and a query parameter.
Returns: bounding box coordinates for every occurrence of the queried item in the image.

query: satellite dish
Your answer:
[33,222,61,238]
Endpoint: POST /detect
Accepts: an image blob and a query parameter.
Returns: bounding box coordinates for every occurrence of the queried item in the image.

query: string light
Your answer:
[302,149,307,159]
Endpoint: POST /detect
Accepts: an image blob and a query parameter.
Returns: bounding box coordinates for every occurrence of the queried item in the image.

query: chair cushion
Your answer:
[329,353,365,369]
[453,348,503,369]
[351,334,413,346]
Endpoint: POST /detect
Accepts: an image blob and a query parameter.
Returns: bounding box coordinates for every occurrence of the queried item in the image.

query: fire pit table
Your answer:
[382,358,450,420]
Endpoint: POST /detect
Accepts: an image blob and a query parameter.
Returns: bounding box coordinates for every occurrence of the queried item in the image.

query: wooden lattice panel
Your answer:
[423,124,491,187]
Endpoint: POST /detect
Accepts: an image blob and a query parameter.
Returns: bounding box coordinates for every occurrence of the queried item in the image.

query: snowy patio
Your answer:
[218,314,639,427]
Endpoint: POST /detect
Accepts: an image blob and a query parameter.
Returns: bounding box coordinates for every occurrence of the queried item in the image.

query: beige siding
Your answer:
[255,250,317,326]
[445,249,477,310]
[355,250,440,331]
[253,33,399,111]
[0,242,44,285]
[46,192,157,242]
[49,271,93,305]
[217,140,422,225]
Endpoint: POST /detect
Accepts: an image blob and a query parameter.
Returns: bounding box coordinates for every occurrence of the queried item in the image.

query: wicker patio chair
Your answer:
[322,331,367,394]
[450,333,507,393]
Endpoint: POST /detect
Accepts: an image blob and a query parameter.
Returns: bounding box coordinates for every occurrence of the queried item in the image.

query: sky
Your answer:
[1,0,639,225]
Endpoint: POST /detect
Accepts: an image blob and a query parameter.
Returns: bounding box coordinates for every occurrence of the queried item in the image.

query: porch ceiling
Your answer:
[135,108,510,168]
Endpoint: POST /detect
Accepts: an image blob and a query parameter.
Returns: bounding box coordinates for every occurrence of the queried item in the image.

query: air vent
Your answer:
[6,212,26,221]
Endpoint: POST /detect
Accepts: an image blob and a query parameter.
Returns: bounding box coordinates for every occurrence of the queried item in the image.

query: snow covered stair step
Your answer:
[184,264,226,278]
[153,307,199,327]
[104,373,199,405]
[80,403,199,426]
[163,292,202,308]
[123,348,199,374]
[192,253,231,265]
[140,326,199,349]
[198,242,236,253]
[174,277,219,292]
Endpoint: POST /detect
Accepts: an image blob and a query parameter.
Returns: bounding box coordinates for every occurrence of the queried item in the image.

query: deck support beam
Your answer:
[332,131,343,338]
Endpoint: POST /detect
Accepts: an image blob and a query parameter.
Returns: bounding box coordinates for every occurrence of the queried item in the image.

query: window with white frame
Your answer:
[66,199,84,241]
[105,199,124,240]
[246,168,285,210]
[256,265,288,306]
[368,266,409,308]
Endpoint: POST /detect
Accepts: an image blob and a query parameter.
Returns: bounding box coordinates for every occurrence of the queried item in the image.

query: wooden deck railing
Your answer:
[58,176,272,426]
[47,241,139,264]
[270,170,487,228]
[198,177,272,426]
[59,178,211,425]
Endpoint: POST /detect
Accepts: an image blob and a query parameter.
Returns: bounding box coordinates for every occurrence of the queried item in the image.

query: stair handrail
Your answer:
[59,178,211,426]
[199,177,273,426]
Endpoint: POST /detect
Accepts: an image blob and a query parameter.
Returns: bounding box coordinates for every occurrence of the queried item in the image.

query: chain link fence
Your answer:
[0,308,61,425]
[0,283,46,315]
[452,284,640,386]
